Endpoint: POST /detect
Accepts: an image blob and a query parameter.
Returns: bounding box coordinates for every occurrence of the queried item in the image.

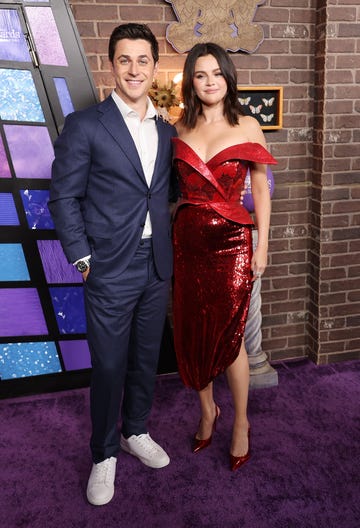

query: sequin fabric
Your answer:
[172,139,277,390]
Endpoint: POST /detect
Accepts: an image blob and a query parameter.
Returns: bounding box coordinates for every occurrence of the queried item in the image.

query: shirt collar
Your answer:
[111,90,158,121]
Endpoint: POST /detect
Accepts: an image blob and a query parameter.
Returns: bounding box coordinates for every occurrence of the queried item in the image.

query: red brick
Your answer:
[325,101,353,114]
[338,23,360,37]
[120,6,163,21]
[72,5,118,21]
[327,39,356,53]
[328,7,357,21]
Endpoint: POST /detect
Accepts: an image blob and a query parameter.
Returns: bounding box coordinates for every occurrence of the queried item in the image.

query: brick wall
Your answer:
[309,1,360,363]
[69,0,360,365]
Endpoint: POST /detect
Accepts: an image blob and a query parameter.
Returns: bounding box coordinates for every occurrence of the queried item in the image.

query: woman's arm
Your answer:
[246,117,271,279]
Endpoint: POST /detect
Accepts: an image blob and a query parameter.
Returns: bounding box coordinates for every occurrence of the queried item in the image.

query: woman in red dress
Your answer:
[172,43,277,470]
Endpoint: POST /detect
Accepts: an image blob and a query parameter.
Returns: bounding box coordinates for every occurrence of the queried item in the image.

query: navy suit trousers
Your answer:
[84,239,170,463]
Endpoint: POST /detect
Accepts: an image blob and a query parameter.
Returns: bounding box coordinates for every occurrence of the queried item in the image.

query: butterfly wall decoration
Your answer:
[237,86,283,130]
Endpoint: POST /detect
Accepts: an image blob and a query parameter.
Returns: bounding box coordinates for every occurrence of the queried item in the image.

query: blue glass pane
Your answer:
[54,78,74,117]
[49,286,87,334]
[0,69,45,122]
[0,9,31,62]
[0,288,48,336]
[0,135,11,179]
[5,125,54,179]
[0,342,61,380]
[37,240,82,284]
[0,193,19,225]
[0,244,30,281]
[20,189,54,229]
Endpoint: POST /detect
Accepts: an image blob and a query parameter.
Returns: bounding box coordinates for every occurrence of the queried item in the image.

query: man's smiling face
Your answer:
[110,38,158,110]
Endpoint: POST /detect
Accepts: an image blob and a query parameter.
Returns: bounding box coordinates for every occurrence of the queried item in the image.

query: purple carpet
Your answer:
[0,359,359,528]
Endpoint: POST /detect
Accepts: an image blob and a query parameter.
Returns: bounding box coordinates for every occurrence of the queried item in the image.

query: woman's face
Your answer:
[192,54,228,106]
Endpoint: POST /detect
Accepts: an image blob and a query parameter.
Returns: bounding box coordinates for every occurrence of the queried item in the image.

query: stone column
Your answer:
[245,230,278,388]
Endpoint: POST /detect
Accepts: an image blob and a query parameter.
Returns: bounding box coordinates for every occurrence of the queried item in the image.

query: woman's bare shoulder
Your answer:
[238,115,266,145]
[238,114,262,129]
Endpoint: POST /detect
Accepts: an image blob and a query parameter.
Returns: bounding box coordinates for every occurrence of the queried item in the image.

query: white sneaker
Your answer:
[120,433,170,468]
[86,456,117,506]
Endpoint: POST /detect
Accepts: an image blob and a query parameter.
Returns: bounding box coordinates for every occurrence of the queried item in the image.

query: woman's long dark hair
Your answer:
[179,42,244,129]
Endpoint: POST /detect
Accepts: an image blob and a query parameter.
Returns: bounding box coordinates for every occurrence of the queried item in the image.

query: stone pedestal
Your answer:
[245,231,278,389]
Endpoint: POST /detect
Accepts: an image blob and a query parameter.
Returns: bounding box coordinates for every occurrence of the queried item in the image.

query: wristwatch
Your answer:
[75,259,90,273]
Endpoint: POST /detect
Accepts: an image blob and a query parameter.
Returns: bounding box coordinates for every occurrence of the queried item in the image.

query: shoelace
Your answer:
[92,459,113,485]
[133,434,158,455]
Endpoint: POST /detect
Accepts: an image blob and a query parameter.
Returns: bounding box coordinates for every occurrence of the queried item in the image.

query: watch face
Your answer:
[76,260,89,273]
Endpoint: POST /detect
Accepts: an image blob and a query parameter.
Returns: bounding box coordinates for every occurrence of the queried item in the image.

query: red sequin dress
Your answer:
[172,139,277,390]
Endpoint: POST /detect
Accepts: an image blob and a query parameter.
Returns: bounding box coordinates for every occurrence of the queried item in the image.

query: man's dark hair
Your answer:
[108,23,159,64]
[180,42,244,129]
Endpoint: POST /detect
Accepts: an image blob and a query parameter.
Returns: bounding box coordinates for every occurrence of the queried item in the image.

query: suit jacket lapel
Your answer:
[152,117,164,187]
[97,96,146,183]
[152,116,172,188]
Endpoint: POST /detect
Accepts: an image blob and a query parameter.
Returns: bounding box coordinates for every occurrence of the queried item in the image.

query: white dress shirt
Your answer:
[111,90,158,238]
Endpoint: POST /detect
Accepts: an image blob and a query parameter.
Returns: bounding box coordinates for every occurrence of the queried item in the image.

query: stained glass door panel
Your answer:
[0,8,31,62]
[0,1,97,397]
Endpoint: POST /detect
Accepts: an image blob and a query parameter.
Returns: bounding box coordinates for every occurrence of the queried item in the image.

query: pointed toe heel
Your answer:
[230,427,251,471]
[193,404,220,453]
[193,436,212,453]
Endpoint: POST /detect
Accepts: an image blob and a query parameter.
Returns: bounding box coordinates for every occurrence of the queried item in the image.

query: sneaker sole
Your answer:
[86,488,114,506]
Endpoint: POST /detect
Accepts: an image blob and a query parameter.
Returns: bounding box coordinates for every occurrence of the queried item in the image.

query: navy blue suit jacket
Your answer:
[49,96,177,280]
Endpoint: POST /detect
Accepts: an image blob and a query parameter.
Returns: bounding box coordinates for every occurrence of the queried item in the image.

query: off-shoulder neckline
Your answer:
[172,138,266,165]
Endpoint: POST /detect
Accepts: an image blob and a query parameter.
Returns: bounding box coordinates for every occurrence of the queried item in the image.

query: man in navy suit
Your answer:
[49,23,177,506]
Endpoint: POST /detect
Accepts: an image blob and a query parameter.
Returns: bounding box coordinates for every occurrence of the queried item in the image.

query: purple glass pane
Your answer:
[0,193,19,225]
[25,7,68,66]
[0,9,31,62]
[0,341,61,380]
[37,240,82,284]
[0,69,45,122]
[49,286,87,334]
[4,125,54,179]
[0,135,11,178]
[0,288,48,336]
[20,189,54,230]
[54,78,74,118]
[59,340,91,371]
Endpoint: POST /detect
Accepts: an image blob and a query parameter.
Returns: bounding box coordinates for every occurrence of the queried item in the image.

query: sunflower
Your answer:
[149,81,180,110]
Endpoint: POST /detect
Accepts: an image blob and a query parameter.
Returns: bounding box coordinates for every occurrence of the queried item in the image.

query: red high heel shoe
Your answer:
[230,427,250,471]
[193,405,220,453]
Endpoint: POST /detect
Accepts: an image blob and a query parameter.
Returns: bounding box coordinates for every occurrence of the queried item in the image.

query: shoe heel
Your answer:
[193,404,220,453]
